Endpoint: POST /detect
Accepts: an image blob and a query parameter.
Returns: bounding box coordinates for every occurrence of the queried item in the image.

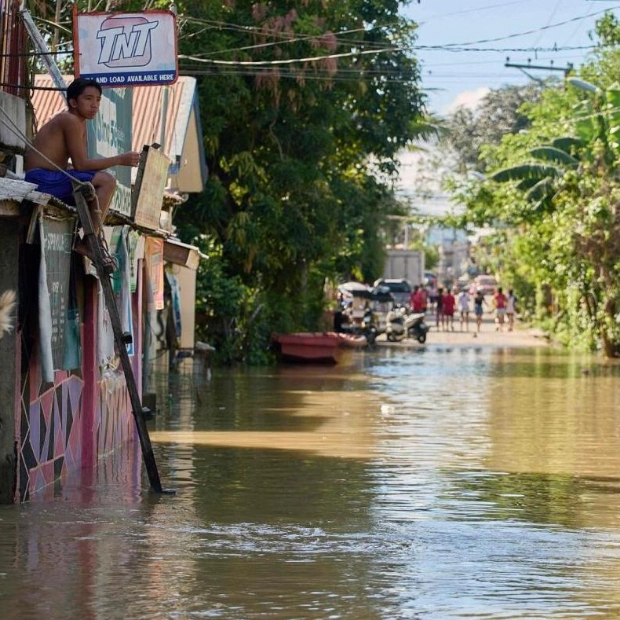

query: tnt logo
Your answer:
[97,16,158,68]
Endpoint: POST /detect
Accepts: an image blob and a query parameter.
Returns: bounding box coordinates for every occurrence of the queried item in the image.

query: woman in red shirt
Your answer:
[442,288,456,331]
[492,287,508,331]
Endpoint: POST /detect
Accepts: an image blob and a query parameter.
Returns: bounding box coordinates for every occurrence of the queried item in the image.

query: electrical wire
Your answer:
[530,0,563,49]
[180,46,400,67]
[176,7,613,57]
[413,0,538,21]
[438,7,620,48]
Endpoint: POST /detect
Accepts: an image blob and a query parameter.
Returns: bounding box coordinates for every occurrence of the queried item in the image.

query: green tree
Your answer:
[28,0,428,362]
[172,0,427,359]
[442,83,546,173]
[451,70,620,356]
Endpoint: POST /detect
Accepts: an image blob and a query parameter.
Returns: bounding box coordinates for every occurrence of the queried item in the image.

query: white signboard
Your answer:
[86,88,133,216]
[73,8,178,87]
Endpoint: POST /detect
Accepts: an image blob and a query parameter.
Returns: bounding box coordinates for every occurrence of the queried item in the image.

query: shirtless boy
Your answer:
[24,78,140,258]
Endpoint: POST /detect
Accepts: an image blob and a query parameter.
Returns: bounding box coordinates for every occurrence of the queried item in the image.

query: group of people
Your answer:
[409,283,518,333]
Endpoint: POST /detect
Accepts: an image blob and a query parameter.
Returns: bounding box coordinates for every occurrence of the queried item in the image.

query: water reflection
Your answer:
[3,347,620,616]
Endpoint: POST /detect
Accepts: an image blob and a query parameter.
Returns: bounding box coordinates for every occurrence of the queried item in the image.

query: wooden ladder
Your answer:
[73,183,168,494]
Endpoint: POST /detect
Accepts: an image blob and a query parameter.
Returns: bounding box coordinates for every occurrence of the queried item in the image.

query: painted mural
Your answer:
[18,224,145,501]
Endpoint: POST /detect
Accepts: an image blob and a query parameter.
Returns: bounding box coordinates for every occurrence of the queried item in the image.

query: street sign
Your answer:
[73,7,178,88]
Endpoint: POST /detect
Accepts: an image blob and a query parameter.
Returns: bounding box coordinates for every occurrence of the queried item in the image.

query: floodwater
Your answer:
[4,345,620,618]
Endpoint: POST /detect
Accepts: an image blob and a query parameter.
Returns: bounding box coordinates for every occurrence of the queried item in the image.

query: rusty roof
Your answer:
[32,75,197,159]
[31,75,207,193]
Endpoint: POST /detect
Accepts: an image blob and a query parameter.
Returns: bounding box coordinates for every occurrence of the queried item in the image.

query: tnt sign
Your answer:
[73,8,178,87]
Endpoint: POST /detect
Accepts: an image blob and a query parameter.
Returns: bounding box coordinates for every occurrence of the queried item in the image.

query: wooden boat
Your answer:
[272,332,365,364]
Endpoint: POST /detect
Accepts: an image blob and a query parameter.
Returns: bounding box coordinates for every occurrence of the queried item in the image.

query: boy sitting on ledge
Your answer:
[24,77,140,263]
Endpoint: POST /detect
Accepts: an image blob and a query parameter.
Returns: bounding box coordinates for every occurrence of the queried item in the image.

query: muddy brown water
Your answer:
[3,345,620,618]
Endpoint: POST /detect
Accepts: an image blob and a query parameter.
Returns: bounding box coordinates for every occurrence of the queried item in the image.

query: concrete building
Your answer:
[0,3,207,501]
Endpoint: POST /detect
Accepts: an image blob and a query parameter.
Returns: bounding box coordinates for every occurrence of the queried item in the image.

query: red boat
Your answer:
[272,332,365,364]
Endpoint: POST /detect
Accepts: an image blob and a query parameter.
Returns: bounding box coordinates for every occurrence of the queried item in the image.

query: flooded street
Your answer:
[4,344,620,618]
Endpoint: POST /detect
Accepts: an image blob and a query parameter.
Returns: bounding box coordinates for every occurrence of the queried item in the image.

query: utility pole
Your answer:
[505,58,574,84]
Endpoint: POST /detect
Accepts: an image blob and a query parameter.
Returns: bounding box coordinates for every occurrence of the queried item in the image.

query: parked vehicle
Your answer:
[337,304,383,345]
[385,307,429,343]
[409,312,430,343]
[474,274,498,295]
[424,271,437,288]
[382,249,424,287]
[336,282,392,345]
[360,306,381,345]
[373,278,412,307]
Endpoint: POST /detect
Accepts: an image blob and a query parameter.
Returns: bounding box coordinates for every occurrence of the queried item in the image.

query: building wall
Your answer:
[0,92,26,152]
[16,229,144,502]
[0,219,20,503]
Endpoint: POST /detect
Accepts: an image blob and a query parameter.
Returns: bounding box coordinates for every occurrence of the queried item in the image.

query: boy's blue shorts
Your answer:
[24,168,97,205]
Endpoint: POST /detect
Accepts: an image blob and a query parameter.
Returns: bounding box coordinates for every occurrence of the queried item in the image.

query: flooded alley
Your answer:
[3,344,620,618]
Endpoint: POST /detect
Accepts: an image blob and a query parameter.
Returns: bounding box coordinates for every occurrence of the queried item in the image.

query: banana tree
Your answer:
[488,80,620,356]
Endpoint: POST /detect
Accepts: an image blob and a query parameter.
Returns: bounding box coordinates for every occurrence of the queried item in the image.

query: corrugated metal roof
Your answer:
[32,75,195,159]
[30,76,69,129]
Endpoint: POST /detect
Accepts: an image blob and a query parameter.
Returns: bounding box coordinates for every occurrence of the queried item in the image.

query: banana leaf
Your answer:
[530,146,578,167]
[491,164,560,183]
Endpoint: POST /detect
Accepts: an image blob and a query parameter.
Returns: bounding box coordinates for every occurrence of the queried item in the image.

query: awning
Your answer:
[163,238,202,270]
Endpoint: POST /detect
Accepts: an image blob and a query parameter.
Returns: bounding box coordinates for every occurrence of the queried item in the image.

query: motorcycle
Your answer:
[360,306,382,345]
[335,306,382,346]
[386,307,429,344]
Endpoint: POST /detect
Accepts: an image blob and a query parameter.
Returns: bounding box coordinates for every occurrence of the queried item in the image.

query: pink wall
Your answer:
[17,262,145,501]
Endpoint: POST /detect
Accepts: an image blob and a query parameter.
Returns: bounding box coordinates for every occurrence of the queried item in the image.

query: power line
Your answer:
[413,0,538,21]
[175,7,612,59]
[530,0,563,48]
[440,7,620,48]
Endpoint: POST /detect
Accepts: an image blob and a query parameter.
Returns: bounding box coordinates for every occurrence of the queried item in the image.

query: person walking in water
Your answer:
[410,285,427,314]
[435,287,444,330]
[458,287,471,331]
[473,288,486,333]
[506,289,518,331]
[442,287,456,331]
[492,287,508,332]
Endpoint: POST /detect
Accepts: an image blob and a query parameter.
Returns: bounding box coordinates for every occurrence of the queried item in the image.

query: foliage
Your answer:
[28,0,429,363]
[171,0,428,359]
[441,83,547,173]
[448,46,620,356]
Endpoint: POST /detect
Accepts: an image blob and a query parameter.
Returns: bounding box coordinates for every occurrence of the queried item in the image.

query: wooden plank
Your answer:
[0,177,38,202]
[0,178,55,209]
[26,206,42,244]
[132,145,170,230]
[164,239,201,270]
[26,191,54,207]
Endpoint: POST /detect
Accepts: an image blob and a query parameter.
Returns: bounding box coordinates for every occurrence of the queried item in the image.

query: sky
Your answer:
[404,0,618,115]
[396,0,620,214]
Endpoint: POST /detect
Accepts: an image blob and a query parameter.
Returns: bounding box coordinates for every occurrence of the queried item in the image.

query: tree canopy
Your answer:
[26,0,428,361]
[167,0,429,360]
